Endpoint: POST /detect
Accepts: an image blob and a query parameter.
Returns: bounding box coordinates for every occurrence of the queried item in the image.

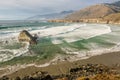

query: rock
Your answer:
[56,77,68,80]
[22,76,30,80]
[15,76,21,80]
[76,77,90,80]
[69,64,113,79]
[18,30,37,44]
[0,76,9,80]
[41,75,53,80]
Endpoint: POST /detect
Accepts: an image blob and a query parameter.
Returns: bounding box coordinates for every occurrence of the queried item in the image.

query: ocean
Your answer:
[0,20,66,39]
[0,20,120,65]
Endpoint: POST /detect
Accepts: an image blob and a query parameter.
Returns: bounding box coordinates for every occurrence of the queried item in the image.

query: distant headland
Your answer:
[48,1,120,24]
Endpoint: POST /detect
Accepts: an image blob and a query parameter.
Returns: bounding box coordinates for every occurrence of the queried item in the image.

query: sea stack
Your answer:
[18,30,37,44]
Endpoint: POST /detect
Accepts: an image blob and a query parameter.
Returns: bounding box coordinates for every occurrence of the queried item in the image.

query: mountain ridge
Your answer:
[27,10,74,20]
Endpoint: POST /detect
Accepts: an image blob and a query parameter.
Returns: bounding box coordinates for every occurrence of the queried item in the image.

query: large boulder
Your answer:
[18,30,37,44]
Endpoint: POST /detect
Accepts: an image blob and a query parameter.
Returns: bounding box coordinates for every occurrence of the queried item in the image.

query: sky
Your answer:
[0,0,118,20]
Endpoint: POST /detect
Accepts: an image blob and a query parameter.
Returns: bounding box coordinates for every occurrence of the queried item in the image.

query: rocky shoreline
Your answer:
[48,19,120,24]
[0,51,120,80]
[1,64,120,80]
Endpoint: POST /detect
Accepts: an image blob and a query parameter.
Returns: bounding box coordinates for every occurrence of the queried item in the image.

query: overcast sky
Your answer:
[0,0,118,20]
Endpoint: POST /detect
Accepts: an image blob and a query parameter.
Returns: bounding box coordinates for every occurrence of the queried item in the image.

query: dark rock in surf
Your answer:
[18,30,38,44]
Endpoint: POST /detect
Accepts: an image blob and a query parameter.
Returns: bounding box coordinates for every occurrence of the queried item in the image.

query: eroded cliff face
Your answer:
[48,18,120,24]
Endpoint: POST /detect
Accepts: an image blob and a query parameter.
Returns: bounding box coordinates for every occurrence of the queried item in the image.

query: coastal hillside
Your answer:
[65,4,120,20]
[48,1,120,24]
[104,13,120,21]
[27,10,74,20]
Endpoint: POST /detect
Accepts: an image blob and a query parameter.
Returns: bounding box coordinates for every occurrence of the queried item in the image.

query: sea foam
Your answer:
[51,24,111,44]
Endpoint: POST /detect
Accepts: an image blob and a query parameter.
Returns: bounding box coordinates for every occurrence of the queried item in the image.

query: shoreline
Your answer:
[1,51,119,79]
[0,22,120,79]
[48,19,120,25]
[0,23,114,63]
[1,46,120,78]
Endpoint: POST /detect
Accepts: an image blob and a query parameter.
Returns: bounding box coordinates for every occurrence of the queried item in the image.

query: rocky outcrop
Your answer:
[18,30,38,44]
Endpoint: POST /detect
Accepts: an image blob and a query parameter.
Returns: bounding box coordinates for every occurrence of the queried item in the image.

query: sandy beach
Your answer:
[1,51,118,79]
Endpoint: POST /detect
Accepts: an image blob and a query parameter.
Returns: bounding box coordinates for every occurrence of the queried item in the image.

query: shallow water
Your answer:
[0,21,120,64]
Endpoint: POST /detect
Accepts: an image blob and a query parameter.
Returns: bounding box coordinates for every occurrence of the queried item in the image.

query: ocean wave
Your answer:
[0,42,29,62]
[0,23,119,66]
[51,24,111,44]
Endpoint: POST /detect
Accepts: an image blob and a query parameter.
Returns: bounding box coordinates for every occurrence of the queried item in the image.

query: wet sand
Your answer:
[5,51,120,79]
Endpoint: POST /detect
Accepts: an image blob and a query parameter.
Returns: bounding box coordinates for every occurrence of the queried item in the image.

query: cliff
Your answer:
[48,18,120,24]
